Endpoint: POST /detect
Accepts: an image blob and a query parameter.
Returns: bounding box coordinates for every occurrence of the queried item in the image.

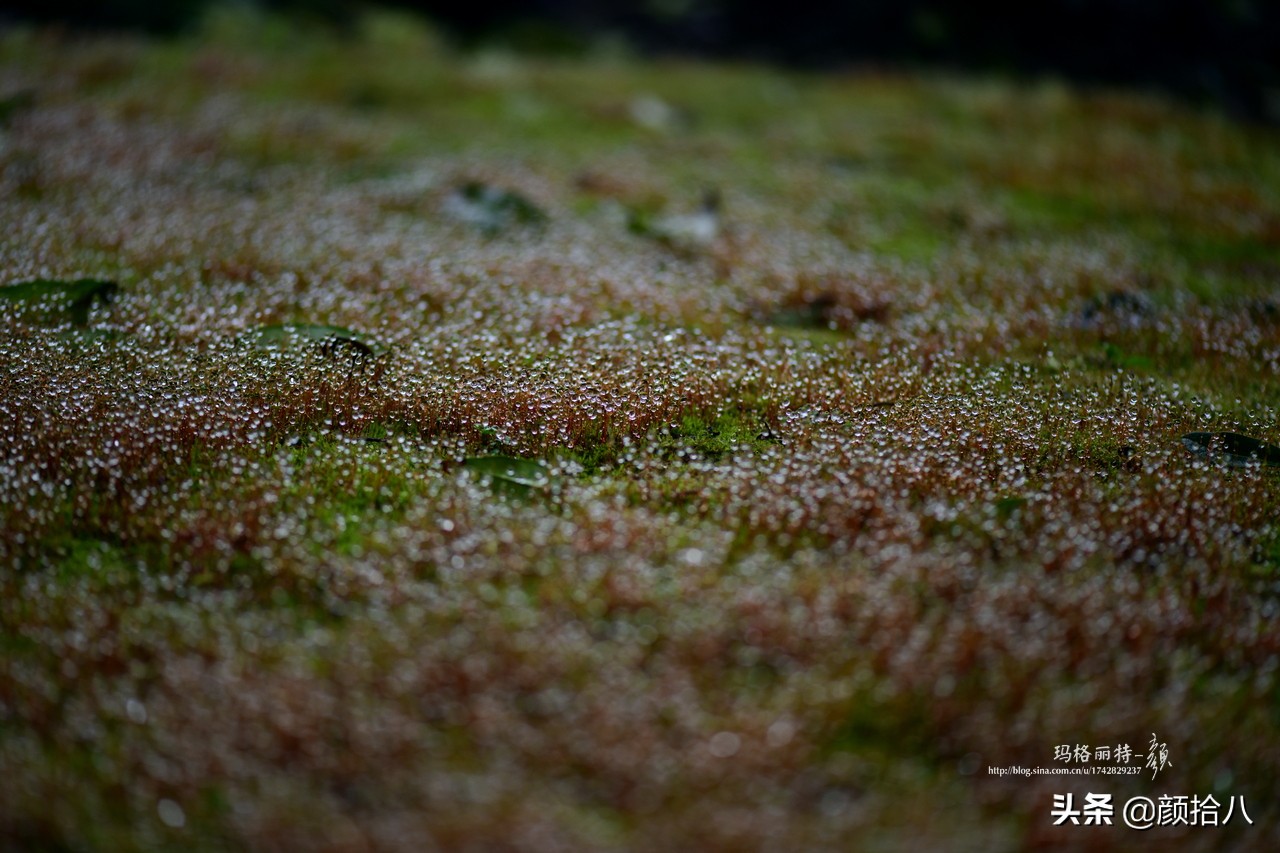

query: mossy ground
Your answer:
[2,8,1279,851]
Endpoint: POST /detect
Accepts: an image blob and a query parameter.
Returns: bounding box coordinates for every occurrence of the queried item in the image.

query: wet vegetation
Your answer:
[1,8,1279,850]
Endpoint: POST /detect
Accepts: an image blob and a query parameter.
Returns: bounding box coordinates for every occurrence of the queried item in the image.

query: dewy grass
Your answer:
[2,8,1280,851]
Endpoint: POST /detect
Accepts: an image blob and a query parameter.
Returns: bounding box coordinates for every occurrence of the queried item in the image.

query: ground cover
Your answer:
[2,9,1279,850]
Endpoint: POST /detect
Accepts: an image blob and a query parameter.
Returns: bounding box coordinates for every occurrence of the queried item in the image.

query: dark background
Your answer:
[4,1,1278,122]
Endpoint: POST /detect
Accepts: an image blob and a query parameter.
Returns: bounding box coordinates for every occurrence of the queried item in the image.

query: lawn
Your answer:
[2,8,1279,851]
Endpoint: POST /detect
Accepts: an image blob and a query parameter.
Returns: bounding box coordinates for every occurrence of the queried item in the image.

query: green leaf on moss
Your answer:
[1182,432,1280,467]
[250,323,386,361]
[445,182,546,235]
[0,89,35,127]
[0,278,119,325]
[461,455,550,496]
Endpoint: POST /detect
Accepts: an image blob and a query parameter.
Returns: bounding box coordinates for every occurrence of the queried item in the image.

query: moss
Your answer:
[48,536,136,585]
[766,323,849,348]
[821,688,939,766]
[659,409,779,461]
[554,436,615,477]
[1003,187,1112,233]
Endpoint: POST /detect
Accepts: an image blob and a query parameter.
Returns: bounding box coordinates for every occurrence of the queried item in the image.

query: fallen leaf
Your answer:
[444,182,546,235]
[0,278,118,325]
[1182,432,1280,467]
[461,455,550,497]
[250,323,386,362]
[0,89,35,127]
